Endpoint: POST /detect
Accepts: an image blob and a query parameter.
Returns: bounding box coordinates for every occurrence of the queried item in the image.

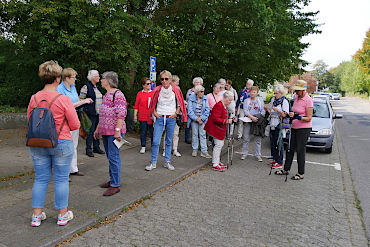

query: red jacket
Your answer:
[147,85,188,124]
[204,101,228,140]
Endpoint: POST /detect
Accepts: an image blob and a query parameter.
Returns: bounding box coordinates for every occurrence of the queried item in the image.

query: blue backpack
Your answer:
[26,94,66,147]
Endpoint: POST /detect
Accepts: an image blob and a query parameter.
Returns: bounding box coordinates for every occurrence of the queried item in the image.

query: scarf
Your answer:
[159,85,173,99]
[273,96,286,107]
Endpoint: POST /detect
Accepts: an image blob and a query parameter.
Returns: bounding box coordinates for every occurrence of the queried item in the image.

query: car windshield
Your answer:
[313,102,329,118]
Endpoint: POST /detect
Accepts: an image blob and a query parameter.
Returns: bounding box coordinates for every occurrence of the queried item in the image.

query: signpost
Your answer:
[150,56,156,90]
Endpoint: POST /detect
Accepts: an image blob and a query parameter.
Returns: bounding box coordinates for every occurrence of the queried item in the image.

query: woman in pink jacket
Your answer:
[28,61,80,227]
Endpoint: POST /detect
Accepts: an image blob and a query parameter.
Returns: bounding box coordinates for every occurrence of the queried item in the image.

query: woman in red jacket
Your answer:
[134,77,153,154]
[204,91,234,171]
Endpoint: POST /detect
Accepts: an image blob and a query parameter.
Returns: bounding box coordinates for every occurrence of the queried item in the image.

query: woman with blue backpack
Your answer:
[28,61,80,227]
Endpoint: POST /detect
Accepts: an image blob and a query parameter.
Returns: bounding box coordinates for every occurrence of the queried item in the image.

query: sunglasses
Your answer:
[160,78,169,81]
[145,82,151,85]
[199,91,204,93]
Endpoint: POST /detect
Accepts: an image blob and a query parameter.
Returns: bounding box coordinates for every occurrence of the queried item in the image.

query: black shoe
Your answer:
[86,151,94,157]
[93,149,105,154]
[185,140,191,144]
[70,171,85,176]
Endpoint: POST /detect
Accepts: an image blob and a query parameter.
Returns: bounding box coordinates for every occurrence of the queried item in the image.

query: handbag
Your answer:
[77,109,92,139]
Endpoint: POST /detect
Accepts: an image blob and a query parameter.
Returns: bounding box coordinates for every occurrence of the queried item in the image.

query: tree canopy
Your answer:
[0,0,320,107]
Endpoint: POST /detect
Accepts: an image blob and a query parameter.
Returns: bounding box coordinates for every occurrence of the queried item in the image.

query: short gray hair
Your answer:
[274,84,285,94]
[102,71,119,88]
[218,78,226,84]
[223,91,234,99]
[246,79,254,86]
[172,75,180,83]
[87,70,99,81]
[193,77,203,85]
[194,85,205,93]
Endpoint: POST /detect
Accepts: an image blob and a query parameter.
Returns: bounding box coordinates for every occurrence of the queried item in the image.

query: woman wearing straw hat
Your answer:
[275,80,313,180]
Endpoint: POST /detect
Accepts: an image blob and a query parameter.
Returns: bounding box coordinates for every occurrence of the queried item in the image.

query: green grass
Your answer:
[0,105,27,113]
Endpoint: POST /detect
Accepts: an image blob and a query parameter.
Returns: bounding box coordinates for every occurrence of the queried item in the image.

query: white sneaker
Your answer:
[173,150,182,157]
[140,147,145,154]
[162,151,165,157]
[192,150,197,157]
[145,163,156,171]
[31,212,46,227]
[257,156,263,162]
[57,211,73,226]
[241,155,246,160]
[164,162,175,170]
[200,152,212,159]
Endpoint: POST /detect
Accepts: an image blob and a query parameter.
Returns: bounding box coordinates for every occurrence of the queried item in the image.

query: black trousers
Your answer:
[284,128,311,175]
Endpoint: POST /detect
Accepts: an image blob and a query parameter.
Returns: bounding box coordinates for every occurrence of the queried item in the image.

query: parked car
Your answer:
[331,93,341,100]
[283,98,343,153]
[312,94,330,101]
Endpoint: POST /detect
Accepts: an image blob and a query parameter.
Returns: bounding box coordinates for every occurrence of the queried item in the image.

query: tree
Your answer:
[354,28,370,75]
[0,0,320,107]
[311,59,328,90]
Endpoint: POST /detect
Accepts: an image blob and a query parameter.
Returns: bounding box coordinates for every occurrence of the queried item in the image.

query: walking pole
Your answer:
[226,122,231,168]
[230,119,235,166]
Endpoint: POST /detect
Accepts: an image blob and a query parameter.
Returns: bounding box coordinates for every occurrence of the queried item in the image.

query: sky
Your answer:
[300,0,370,70]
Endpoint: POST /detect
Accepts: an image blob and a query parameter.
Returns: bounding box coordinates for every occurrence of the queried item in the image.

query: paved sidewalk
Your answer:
[0,128,368,246]
[0,128,230,247]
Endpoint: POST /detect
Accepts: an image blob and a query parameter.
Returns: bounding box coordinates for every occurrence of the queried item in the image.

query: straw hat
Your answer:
[290,80,307,91]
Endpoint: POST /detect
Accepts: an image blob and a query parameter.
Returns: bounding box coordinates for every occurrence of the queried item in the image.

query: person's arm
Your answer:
[133,109,138,122]
[79,85,88,99]
[187,100,197,122]
[202,98,210,122]
[64,99,80,131]
[73,98,93,108]
[302,107,313,122]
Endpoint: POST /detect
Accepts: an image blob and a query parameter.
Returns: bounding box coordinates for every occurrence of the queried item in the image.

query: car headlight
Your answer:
[315,128,332,135]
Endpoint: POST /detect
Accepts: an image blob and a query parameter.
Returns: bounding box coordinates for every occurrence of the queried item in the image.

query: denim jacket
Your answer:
[187,94,210,128]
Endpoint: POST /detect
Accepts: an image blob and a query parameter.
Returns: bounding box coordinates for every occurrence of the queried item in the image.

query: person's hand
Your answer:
[289,112,294,118]
[281,111,287,118]
[133,116,138,122]
[93,130,100,140]
[226,118,233,124]
[170,113,177,119]
[292,113,302,120]
[272,107,279,112]
[154,112,162,118]
[252,116,258,122]
[232,117,238,123]
[114,132,122,141]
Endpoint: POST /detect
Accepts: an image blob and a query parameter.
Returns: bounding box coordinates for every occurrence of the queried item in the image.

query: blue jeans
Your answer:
[269,127,283,164]
[102,134,124,187]
[86,114,101,152]
[30,139,73,209]
[191,121,207,153]
[185,124,191,142]
[151,117,176,163]
[139,121,153,147]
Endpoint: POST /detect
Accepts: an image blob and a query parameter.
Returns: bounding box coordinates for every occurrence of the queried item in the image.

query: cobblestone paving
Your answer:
[63,154,367,247]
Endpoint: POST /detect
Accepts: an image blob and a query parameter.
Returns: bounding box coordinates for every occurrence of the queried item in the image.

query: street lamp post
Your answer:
[298,62,302,80]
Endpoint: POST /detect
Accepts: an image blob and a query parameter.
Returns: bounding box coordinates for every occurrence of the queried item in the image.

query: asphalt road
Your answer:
[332,97,370,241]
[59,102,367,246]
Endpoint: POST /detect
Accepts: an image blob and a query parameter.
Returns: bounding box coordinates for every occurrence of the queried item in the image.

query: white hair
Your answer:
[192,77,203,85]
[274,84,285,94]
[194,85,205,93]
[247,79,254,86]
[218,78,226,84]
[223,91,234,99]
[87,70,99,81]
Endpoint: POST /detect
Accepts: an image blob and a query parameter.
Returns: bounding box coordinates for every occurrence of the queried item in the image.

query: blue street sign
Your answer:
[150,56,156,72]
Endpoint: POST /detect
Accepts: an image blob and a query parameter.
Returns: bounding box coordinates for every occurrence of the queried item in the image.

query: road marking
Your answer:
[234,152,342,170]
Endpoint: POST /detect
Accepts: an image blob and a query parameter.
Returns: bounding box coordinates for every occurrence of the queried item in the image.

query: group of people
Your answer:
[28,61,313,228]
[28,61,128,227]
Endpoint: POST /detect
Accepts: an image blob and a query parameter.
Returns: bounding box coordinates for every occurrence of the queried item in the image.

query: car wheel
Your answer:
[324,146,332,154]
